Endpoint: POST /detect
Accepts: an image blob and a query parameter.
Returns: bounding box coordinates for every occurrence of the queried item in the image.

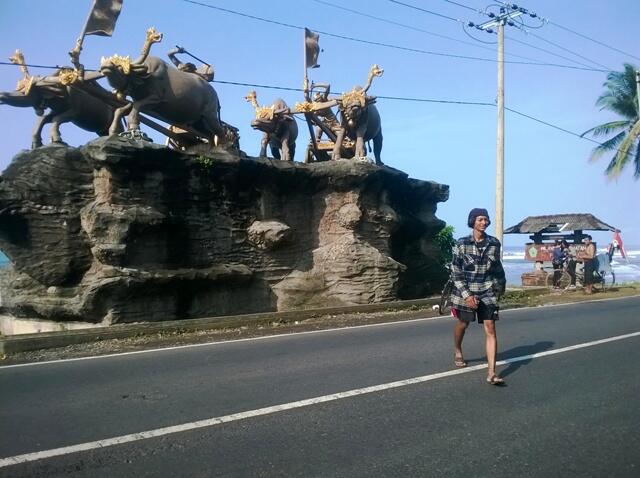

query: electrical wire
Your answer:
[436,0,608,68]
[0,58,621,155]
[386,0,463,24]
[311,0,553,63]
[217,80,632,159]
[493,0,640,62]
[217,79,496,106]
[436,0,613,71]
[515,25,612,71]
[182,0,606,73]
[214,80,302,93]
[547,21,640,63]
[311,0,497,56]
[504,106,603,146]
[0,61,64,69]
[440,0,482,13]
[504,34,603,70]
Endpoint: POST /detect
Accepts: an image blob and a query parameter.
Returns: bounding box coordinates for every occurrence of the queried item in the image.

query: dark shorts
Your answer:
[452,302,499,324]
[583,259,596,285]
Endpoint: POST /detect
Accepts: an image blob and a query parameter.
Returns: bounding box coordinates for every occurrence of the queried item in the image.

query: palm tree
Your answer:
[581,63,640,179]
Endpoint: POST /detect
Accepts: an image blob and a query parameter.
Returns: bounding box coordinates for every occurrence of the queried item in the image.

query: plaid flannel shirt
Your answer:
[450,234,506,312]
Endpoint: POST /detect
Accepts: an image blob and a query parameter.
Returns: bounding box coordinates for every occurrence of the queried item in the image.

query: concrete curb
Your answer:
[0,297,445,355]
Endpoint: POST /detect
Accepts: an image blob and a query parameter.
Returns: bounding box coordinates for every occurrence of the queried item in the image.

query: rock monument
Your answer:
[0,138,448,325]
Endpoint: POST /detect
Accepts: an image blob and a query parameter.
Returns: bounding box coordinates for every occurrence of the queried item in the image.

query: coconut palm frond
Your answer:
[596,89,637,117]
[581,120,630,138]
[588,131,627,162]
[596,64,639,119]
[587,63,640,179]
[606,121,640,178]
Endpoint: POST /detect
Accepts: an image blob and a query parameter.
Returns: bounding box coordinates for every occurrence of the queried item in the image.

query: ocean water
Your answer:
[502,245,640,286]
[1,248,639,286]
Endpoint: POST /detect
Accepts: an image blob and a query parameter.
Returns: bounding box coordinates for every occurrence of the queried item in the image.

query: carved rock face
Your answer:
[247,220,293,250]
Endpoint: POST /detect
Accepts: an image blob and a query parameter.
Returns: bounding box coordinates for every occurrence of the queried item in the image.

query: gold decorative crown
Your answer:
[255,106,275,121]
[58,68,80,85]
[101,55,132,74]
[295,101,314,113]
[341,88,366,107]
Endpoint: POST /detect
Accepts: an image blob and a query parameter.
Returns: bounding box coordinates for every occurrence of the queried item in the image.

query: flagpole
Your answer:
[69,0,99,71]
[303,29,320,162]
[303,31,310,102]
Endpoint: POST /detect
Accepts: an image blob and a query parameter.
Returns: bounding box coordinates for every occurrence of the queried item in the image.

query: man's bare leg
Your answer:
[454,319,469,365]
[483,320,504,383]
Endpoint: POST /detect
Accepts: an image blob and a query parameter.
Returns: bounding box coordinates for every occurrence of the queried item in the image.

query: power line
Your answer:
[515,26,612,71]
[215,80,302,93]
[504,106,602,146]
[433,0,606,69]
[0,58,619,155]
[504,34,602,70]
[217,79,627,155]
[387,0,462,24]
[547,21,640,63]
[377,95,493,106]
[310,0,551,64]
[493,0,634,66]
[182,0,606,73]
[0,61,63,70]
[491,0,640,62]
[217,79,495,106]
[311,0,495,53]
[440,0,481,13]
[472,2,611,71]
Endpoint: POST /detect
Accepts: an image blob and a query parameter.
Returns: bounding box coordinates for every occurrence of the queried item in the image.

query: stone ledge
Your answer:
[0,297,440,354]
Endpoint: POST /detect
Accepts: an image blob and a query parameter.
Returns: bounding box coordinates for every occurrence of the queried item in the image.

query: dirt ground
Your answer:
[2,284,638,366]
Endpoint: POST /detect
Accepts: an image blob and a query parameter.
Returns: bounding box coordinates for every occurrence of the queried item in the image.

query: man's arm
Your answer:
[491,244,507,296]
[451,242,472,299]
[167,46,184,68]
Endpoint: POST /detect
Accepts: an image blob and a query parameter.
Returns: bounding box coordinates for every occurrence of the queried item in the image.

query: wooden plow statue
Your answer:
[295,64,384,165]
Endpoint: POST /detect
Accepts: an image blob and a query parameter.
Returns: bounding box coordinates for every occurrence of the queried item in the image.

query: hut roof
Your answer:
[504,213,615,234]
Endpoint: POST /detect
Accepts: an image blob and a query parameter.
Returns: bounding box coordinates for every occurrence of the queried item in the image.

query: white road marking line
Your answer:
[2,295,637,370]
[1,330,639,468]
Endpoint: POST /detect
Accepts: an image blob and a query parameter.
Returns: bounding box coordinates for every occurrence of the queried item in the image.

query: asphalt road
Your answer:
[1,296,639,477]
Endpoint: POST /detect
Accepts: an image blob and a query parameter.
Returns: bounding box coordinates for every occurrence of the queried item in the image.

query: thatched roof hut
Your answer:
[505,213,615,235]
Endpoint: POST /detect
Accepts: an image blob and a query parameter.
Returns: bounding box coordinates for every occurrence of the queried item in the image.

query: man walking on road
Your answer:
[450,208,507,385]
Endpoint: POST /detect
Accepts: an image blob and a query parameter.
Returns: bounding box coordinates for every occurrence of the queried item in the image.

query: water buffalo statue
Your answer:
[245,90,298,161]
[0,50,121,148]
[335,65,384,165]
[92,28,228,146]
[295,65,383,164]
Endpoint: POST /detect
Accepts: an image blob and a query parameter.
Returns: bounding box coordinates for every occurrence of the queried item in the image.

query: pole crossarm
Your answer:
[475,10,523,31]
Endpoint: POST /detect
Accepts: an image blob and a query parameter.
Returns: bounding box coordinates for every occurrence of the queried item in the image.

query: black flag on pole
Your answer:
[305,28,320,69]
[84,0,124,36]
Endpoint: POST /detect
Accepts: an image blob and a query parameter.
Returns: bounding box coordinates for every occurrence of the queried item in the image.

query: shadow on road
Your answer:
[497,341,555,378]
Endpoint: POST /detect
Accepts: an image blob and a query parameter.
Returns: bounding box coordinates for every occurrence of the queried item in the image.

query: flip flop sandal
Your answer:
[454,356,468,368]
[487,375,505,386]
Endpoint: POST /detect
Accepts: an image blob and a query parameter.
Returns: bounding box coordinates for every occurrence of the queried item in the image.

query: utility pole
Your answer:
[636,70,640,117]
[470,4,538,248]
[496,20,505,247]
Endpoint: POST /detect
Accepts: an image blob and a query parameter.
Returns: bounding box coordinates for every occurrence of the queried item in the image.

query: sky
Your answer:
[0,0,639,250]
